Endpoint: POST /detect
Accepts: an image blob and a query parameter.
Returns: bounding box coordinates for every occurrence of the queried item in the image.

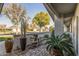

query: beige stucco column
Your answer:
[54,15,64,36]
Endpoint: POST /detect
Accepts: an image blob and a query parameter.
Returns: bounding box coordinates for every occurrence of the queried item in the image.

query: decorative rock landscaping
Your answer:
[0,41,49,56]
[24,44,49,56]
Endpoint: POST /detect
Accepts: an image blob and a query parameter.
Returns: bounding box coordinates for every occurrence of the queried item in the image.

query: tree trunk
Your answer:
[40,27,42,32]
[16,24,19,35]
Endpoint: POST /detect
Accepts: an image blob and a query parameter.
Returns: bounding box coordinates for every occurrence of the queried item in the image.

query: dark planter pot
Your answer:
[5,40,13,53]
[20,37,26,51]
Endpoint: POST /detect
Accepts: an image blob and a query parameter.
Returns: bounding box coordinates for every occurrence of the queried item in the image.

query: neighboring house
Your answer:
[0,24,13,34]
[0,24,6,29]
[9,25,20,34]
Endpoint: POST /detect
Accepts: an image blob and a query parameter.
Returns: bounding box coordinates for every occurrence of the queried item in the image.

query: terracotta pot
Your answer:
[5,40,13,53]
[49,49,63,56]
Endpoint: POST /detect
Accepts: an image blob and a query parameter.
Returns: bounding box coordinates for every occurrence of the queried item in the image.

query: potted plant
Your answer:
[45,31,76,56]
[5,36,13,53]
[20,18,26,51]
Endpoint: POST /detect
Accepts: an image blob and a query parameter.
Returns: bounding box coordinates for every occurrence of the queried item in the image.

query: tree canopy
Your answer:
[3,4,26,25]
[33,12,50,28]
[2,4,28,34]
[49,26,54,32]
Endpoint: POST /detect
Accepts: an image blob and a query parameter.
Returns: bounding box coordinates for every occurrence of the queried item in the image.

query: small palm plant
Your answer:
[45,31,76,56]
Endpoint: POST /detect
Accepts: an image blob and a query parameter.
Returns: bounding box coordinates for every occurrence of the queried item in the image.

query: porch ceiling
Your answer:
[44,3,77,27]
[51,3,77,18]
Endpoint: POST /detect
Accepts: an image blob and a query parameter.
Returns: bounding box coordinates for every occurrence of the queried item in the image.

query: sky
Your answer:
[0,3,54,27]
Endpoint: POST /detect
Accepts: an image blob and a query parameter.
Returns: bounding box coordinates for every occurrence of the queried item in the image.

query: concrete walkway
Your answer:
[0,41,6,56]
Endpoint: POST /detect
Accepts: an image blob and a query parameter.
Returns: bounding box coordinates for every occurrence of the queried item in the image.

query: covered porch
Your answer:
[44,3,79,55]
[0,3,78,56]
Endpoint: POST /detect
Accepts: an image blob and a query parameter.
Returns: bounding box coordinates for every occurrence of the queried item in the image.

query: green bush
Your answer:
[0,36,14,41]
[45,32,76,56]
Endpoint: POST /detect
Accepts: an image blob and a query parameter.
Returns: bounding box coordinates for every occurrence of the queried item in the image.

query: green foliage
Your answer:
[3,4,22,25]
[0,36,13,40]
[49,26,54,32]
[0,29,13,34]
[3,4,28,34]
[45,32,76,56]
[33,12,50,28]
[44,34,49,38]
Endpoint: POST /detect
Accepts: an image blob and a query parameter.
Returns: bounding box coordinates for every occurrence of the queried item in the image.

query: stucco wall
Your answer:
[54,14,65,36]
[54,19,64,36]
[71,4,79,55]
[71,16,77,55]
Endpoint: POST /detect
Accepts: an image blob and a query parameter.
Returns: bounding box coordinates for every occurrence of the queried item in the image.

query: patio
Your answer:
[0,32,50,56]
[0,41,48,56]
[0,3,79,56]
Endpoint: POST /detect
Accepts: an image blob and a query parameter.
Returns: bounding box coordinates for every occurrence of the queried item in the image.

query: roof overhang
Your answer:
[44,3,77,27]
